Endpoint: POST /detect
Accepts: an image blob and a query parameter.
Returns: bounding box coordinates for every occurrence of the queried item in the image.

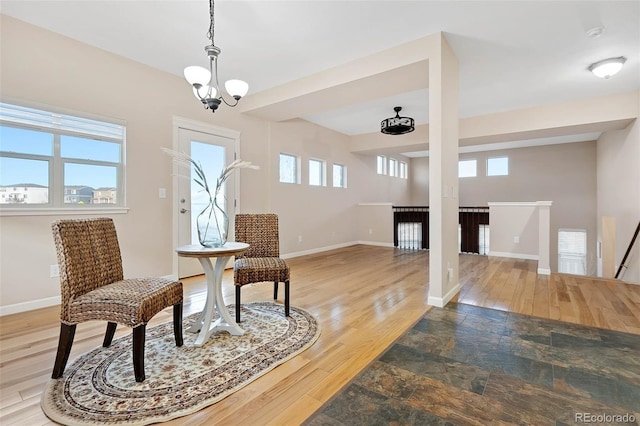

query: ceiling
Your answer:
[1,1,639,151]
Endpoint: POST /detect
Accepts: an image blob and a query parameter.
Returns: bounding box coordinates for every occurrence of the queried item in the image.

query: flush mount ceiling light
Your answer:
[588,56,627,79]
[381,107,415,135]
[184,0,248,113]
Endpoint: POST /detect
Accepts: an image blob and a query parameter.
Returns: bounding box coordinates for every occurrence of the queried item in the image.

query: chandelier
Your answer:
[183,0,248,113]
[381,107,415,135]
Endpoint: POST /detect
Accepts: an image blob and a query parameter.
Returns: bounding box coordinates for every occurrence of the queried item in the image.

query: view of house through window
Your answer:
[0,103,125,208]
[279,153,298,184]
[558,229,587,275]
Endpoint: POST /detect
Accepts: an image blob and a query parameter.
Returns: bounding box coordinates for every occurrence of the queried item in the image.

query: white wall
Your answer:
[409,142,598,273]
[488,203,540,259]
[0,16,410,313]
[597,119,640,284]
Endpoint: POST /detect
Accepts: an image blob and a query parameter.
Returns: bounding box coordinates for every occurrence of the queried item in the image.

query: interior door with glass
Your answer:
[177,127,235,278]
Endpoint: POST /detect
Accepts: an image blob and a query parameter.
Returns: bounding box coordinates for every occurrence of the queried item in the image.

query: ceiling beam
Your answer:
[348,90,639,154]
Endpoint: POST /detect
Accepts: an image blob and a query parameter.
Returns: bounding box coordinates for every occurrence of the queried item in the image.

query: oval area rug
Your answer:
[41,302,320,425]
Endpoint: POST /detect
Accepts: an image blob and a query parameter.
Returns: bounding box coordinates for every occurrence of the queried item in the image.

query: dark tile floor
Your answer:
[305,303,640,426]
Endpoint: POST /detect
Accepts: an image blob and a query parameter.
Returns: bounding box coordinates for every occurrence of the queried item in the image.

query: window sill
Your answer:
[0,207,129,217]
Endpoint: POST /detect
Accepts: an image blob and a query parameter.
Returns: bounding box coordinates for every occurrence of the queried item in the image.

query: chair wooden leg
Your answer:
[103,322,117,347]
[52,323,76,379]
[235,285,241,323]
[273,281,278,300]
[284,280,290,317]
[133,325,146,383]
[173,302,183,347]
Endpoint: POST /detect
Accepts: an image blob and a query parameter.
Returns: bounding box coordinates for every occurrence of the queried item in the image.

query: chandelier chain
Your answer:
[207,0,215,45]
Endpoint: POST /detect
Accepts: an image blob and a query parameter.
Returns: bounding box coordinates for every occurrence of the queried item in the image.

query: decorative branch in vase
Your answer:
[162,148,259,247]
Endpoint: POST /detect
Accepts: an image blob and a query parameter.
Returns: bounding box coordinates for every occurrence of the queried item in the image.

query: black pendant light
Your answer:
[381,107,415,135]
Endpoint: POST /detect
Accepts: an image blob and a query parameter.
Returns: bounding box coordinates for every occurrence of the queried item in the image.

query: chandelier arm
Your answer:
[220,96,240,107]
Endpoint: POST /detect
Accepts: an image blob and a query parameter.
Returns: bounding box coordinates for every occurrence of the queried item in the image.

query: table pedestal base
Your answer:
[188,255,244,347]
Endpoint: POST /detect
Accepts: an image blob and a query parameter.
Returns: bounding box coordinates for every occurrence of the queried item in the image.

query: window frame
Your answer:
[558,228,588,276]
[308,158,326,187]
[278,152,300,184]
[376,155,387,175]
[458,159,477,178]
[0,102,127,216]
[487,156,509,176]
[332,163,347,188]
[399,161,408,179]
[389,158,399,177]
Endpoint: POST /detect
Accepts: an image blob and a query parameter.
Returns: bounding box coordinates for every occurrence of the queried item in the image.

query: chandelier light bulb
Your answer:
[588,57,626,79]
[184,66,212,86]
[225,80,249,99]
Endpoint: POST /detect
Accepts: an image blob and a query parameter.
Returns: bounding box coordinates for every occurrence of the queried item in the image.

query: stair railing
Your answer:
[615,220,640,279]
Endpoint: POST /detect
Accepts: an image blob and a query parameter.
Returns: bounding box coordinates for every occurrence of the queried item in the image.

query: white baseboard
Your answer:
[537,268,551,275]
[488,251,539,261]
[282,241,359,259]
[0,295,61,317]
[282,240,396,259]
[356,240,395,248]
[427,282,461,308]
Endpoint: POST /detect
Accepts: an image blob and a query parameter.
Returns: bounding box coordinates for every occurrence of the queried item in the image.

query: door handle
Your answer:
[180,208,189,214]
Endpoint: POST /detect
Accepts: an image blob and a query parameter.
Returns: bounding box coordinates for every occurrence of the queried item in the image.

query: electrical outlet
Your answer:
[298,235,303,243]
[368,228,373,235]
[50,264,60,278]
[514,236,520,244]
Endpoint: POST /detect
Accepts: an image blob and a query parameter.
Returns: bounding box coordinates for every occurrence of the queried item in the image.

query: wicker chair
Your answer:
[234,214,290,322]
[51,218,183,383]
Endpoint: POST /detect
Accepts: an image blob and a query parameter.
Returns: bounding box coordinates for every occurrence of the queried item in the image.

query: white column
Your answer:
[537,201,552,275]
[427,33,460,307]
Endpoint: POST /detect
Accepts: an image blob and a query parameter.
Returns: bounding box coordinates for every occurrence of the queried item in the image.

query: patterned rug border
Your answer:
[41,302,321,426]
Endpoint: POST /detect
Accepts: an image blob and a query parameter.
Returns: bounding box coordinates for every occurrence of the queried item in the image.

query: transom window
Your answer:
[376,155,387,175]
[279,153,299,184]
[0,102,125,211]
[399,161,408,179]
[308,158,325,186]
[333,163,347,188]
[458,159,477,178]
[389,158,398,177]
[487,156,509,176]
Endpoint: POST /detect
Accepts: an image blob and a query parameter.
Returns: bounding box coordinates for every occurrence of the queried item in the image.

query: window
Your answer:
[0,102,125,210]
[399,161,408,179]
[458,159,477,178]
[376,155,387,175]
[333,163,346,188]
[558,229,587,275]
[487,156,509,176]
[279,153,299,184]
[458,224,490,255]
[308,158,325,186]
[389,158,398,177]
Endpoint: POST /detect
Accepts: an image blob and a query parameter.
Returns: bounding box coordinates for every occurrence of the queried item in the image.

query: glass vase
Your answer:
[196,197,228,247]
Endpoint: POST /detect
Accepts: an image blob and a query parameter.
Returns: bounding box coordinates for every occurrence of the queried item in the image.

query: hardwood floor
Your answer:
[1,245,639,425]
